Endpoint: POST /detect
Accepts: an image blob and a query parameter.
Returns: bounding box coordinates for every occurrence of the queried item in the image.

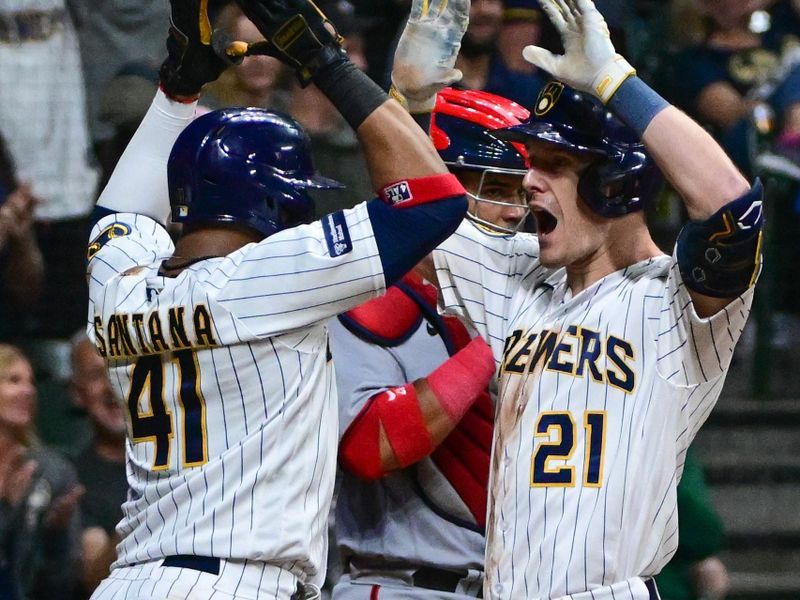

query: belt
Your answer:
[347,560,483,598]
[0,10,65,44]
[160,556,310,599]
[413,566,484,597]
[162,554,220,575]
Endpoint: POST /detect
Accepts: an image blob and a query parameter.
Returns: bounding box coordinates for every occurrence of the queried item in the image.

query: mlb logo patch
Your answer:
[384,181,413,205]
[324,211,353,257]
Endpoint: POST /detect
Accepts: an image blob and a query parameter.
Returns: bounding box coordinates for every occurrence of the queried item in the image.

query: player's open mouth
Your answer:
[533,209,557,235]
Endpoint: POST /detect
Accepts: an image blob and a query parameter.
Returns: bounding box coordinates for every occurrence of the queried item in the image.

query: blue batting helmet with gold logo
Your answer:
[494,81,663,218]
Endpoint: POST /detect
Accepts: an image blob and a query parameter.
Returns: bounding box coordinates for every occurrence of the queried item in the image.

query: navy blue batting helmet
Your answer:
[494,81,662,218]
[168,108,342,237]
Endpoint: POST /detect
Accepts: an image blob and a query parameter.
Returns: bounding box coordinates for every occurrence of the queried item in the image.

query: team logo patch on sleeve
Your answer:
[323,211,353,257]
[87,222,132,260]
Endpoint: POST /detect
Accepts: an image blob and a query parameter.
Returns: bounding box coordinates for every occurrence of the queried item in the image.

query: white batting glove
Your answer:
[390,0,470,113]
[522,0,635,103]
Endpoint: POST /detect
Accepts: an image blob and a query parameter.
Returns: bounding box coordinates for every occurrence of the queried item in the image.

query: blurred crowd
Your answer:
[0,0,798,599]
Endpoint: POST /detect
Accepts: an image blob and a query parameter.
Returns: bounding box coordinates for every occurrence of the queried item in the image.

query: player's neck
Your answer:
[163,226,264,276]
[173,226,263,260]
[566,219,662,294]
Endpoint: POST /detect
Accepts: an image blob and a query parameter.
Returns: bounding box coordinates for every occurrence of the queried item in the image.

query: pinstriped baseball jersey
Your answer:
[90,558,302,600]
[433,220,754,600]
[86,205,384,585]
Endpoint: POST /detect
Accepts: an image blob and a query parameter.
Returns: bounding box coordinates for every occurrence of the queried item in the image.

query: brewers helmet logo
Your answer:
[534,81,565,117]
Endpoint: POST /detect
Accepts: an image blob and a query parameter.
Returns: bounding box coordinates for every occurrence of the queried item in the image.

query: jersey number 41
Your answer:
[126,349,208,470]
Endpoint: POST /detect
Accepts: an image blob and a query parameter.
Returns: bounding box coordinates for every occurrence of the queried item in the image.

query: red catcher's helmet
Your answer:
[432,88,530,233]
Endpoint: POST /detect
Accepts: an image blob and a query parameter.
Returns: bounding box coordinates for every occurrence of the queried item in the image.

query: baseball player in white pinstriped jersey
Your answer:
[86,0,469,598]
[420,1,763,599]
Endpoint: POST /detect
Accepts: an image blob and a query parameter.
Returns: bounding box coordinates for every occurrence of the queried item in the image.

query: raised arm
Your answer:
[234,0,471,189]
[235,0,470,284]
[389,0,469,132]
[359,0,470,186]
[0,186,44,307]
[94,0,239,224]
[524,0,762,315]
[623,100,748,220]
[523,0,750,218]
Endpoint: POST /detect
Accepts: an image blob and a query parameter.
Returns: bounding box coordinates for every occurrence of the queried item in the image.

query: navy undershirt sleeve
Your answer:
[90,205,117,228]
[366,195,467,285]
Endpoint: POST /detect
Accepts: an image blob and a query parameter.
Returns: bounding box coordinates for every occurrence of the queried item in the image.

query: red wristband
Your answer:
[379,173,465,209]
[427,337,496,423]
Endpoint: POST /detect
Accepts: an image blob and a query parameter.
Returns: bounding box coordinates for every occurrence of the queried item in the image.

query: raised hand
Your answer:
[159,0,244,99]
[234,0,345,86]
[391,0,470,113]
[522,0,634,103]
[0,183,38,250]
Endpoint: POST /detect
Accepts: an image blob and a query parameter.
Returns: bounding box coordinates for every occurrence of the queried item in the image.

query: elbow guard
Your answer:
[676,179,764,298]
[340,383,434,480]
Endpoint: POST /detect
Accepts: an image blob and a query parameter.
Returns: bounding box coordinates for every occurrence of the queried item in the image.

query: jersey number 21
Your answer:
[531,411,606,487]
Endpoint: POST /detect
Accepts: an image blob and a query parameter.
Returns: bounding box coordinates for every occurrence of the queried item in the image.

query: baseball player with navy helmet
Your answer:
[85,0,471,598]
[395,1,764,599]
[328,85,530,599]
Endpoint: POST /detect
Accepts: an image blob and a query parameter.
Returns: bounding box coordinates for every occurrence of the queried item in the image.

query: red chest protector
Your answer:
[339,272,495,532]
[339,272,435,346]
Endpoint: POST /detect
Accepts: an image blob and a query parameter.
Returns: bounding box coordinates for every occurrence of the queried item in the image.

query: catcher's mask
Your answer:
[432,88,531,234]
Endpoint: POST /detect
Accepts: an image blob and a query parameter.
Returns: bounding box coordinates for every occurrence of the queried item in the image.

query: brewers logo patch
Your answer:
[534,81,564,116]
[87,222,132,260]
